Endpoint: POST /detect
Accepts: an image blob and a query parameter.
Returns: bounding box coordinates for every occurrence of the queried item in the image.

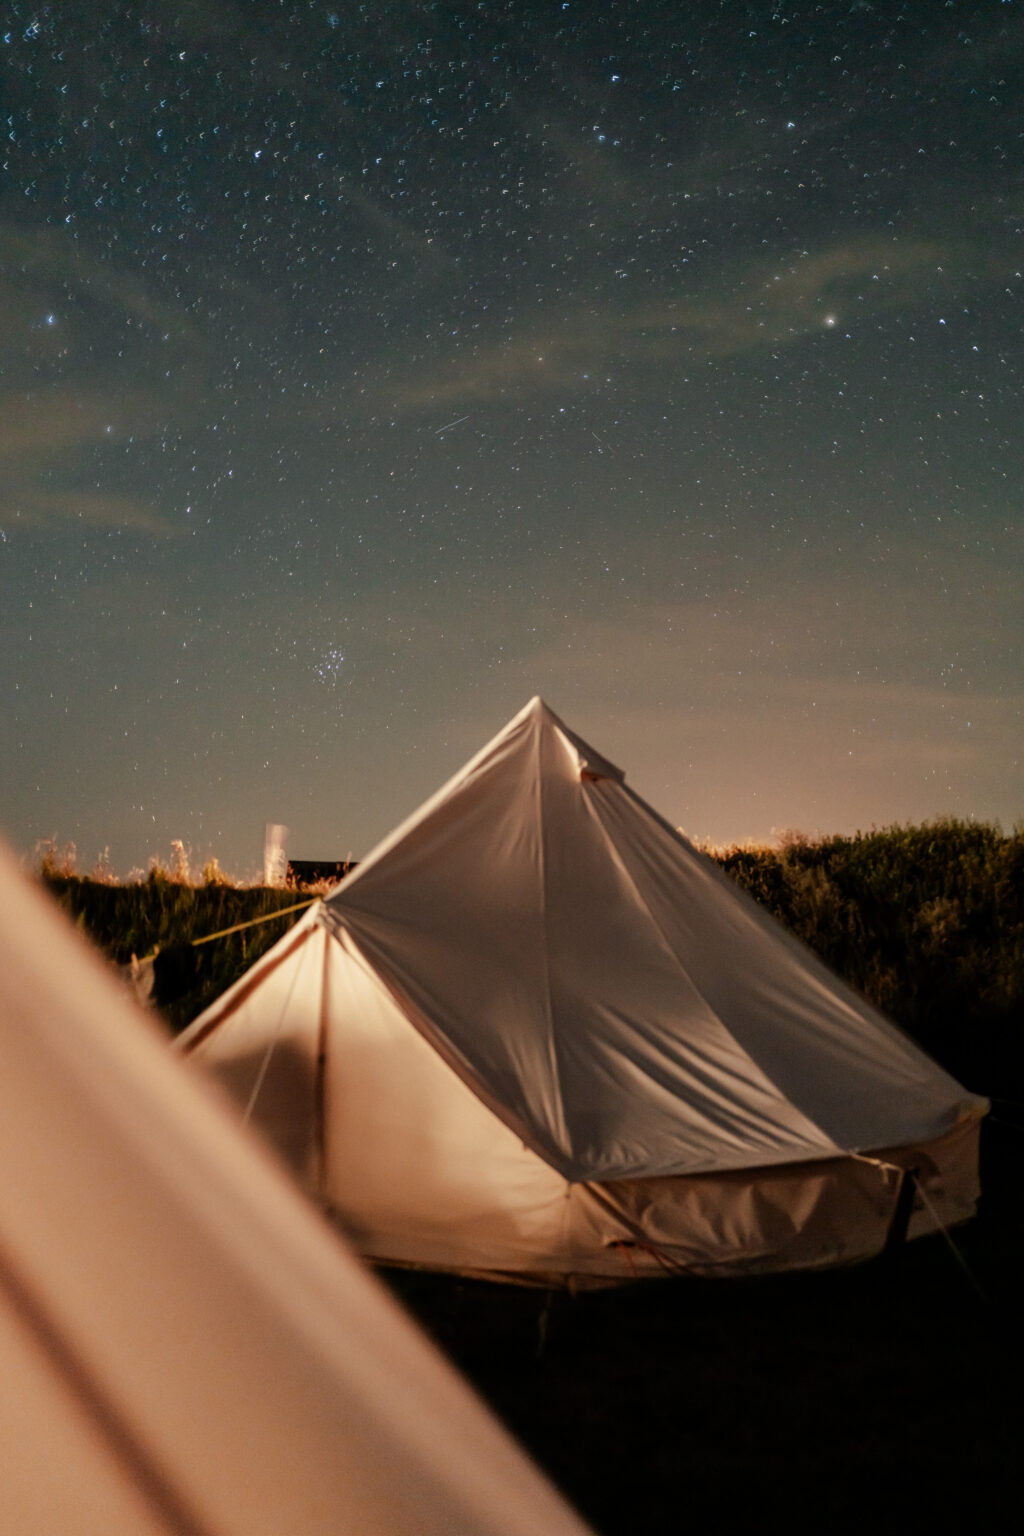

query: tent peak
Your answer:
[515,697,625,783]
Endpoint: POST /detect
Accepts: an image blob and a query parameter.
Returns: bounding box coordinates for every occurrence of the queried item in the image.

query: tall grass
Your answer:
[38,840,325,1031]
[717,819,1024,1095]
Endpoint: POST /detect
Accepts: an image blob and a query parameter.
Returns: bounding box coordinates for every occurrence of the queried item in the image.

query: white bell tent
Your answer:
[0,837,594,1536]
[181,698,986,1285]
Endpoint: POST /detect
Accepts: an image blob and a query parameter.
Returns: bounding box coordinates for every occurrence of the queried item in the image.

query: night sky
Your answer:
[2,1,1021,878]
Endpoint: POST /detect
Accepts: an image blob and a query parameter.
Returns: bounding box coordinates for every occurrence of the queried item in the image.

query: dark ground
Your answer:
[385,1117,1024,1535]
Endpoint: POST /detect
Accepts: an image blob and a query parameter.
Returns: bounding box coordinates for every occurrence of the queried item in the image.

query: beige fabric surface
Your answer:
[183,697,985,1282]
[0,841,594,1535]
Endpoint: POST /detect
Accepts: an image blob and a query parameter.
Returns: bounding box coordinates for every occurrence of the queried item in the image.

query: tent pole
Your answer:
[314,932,331,1204]
[882,1166,919,1261]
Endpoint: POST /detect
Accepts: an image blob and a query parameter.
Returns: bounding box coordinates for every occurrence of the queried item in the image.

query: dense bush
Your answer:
[41,870,318,1032]
[717,820,1024,1095]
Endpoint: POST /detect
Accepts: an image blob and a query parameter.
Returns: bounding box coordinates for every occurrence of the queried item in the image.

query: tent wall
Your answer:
[319,701,980,1182]
[578,1111,983,1282]
[187,924,984,1284]
[0,1290,172,1536]
[180,697,985,1286]
[0,842,594,1535]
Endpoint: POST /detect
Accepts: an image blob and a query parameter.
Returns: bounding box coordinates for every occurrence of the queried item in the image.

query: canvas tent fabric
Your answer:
[0,838,594,1536]
[181,697,986,1285]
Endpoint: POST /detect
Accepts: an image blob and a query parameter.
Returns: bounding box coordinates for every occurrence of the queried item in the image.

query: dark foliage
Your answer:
[40,872,314,1032]
[717,819,1024,1097]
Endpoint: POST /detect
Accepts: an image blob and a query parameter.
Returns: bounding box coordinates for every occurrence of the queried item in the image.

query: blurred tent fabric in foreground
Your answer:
[0,838,594,1536]
[181,697,986,1287]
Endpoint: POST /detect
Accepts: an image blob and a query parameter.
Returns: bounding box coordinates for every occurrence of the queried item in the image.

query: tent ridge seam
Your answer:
[536,720,571,1160]
[581,786,841,1156]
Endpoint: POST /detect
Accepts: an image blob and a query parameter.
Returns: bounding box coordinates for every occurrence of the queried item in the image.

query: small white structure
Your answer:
[182,698,986,1285]
[263,821,288,887]
[0,838,593,1535]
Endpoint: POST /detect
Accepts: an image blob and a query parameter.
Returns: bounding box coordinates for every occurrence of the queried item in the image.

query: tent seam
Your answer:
[579,783,843,1160]
[332,922,572,1175]
[536,716,571,1163]
[314,928,331,1203]
[242,927,311,1124]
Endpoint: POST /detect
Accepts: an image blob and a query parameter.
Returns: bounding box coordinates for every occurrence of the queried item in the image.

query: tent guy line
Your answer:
[133,898,320,967]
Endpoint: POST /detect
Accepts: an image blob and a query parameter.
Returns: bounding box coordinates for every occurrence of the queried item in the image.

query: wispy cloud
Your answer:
[381,236,958,412]
[0,379,175,532]
[1,485,172,533]
[335,177,457,275]
[0,225,207,532]
[0,387,151,458]
[0,225,205,354]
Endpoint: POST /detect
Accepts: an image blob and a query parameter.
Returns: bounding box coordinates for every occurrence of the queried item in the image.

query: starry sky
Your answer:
[1,0,1021,878]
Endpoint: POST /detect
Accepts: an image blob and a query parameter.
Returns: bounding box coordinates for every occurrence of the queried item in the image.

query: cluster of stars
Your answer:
[314,648,347,684]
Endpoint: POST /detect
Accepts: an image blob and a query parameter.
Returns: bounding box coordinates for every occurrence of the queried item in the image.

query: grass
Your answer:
[36,842,324,1030]
[717,820,1024,1093]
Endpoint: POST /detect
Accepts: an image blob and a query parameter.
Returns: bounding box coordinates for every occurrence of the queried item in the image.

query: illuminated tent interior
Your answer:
[0,838,593,1536]
[181,697,986,1286]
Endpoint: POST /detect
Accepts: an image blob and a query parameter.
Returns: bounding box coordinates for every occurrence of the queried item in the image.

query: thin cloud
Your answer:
[2,485,172,534]
[0,386,173,533]
[491,600,1018,842]
[335,178,457,275]
[0,387,153,458]
[0,226,205,352]
[382,236,960,412]
[0,226,211,533]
